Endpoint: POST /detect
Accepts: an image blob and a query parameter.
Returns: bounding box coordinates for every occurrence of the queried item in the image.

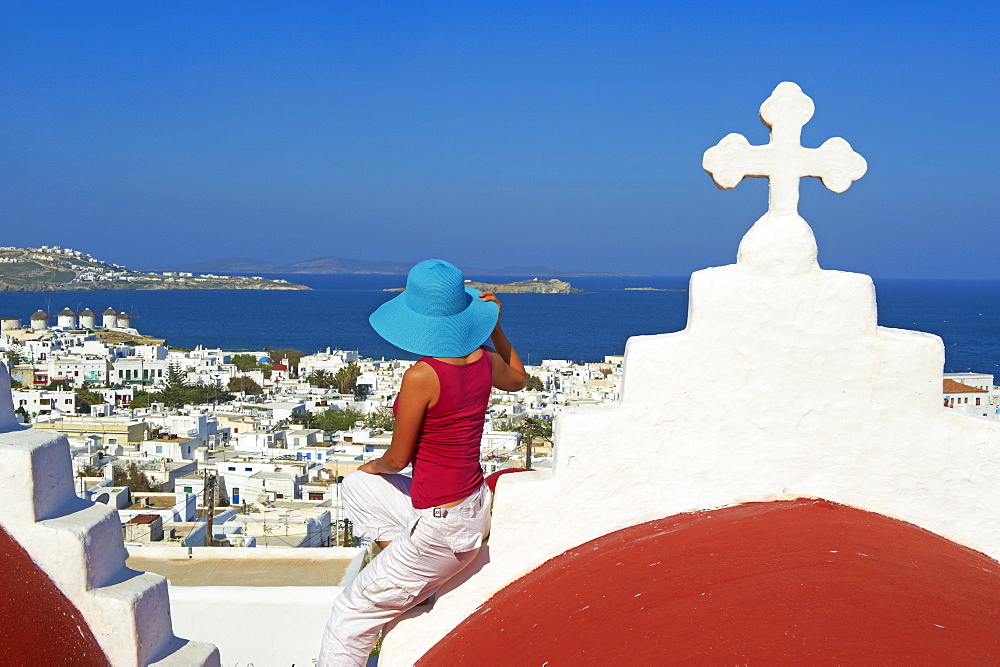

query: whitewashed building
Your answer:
[112,357,171,387]
[11,388,77,417]
[298,348,359,377]
[943,377,996,419]
[140,435,200,461]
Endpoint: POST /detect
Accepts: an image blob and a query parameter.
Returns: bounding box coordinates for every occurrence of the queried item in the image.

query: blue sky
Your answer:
[1,1,997,278]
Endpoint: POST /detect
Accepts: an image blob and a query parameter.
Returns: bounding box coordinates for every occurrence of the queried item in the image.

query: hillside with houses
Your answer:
[0,246,309,291]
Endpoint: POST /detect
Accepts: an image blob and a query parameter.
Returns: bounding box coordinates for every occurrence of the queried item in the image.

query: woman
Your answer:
[319,259,526,665]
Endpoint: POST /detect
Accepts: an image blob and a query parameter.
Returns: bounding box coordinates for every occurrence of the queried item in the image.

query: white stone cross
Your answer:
[703,82,867,216]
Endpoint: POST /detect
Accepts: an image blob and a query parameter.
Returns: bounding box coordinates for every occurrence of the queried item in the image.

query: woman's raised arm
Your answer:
[479,291,526,392]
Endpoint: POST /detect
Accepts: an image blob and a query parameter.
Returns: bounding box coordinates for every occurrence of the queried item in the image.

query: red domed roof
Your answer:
[0,525,107,664]
[422,499,1000,664]
[272,363,288,371]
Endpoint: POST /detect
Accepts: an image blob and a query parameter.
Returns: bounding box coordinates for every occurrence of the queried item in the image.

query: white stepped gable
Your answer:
[0,363,19,432]
[379,82,1000,665]
[0,362,219,666]
[703,81,867,275]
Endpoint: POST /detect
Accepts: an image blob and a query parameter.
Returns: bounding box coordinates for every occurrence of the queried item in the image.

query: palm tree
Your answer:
[306,370,334,389]
[334,362,361,395]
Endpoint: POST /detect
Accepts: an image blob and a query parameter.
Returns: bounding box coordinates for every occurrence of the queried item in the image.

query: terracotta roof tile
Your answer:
[943,379,988,393]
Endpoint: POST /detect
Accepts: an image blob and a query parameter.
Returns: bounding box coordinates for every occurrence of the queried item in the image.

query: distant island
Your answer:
[150,255,643,278]
[384,278,583,295]
[0,246,310,292]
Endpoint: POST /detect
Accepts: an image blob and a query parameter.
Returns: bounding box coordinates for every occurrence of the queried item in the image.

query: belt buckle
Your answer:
[433,507,445,518]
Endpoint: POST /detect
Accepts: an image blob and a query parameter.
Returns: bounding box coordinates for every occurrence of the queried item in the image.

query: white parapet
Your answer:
[130,546,367,665]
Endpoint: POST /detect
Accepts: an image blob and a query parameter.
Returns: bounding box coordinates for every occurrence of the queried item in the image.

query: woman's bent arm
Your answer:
[358,363,437,474]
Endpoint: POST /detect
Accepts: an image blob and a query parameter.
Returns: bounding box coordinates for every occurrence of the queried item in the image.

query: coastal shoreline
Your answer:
[0,246,311,292]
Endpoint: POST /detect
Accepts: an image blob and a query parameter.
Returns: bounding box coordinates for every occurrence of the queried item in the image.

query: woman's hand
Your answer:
[358,460,380,475]
[479,290,502,318]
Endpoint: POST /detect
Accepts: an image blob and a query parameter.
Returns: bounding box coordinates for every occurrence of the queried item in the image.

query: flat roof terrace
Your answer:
[126,546,362,587]
[128,493,181,510]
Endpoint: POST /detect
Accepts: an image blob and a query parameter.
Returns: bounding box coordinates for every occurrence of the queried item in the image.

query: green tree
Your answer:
[492,417,509,431]
[525,417,553,440]
[363,407,396,431]
[266,348,304,374]
[129,389,151,409]
[306,370,335,389]
[334,362,362,395]
[164,363,188,389]
[9,377,22,389]
[509,417,552,471]
[495,417,553,440]
[228,375,263,395]
[112,461,159,492]
[157,363,190,408]
[43,380,74,391]
[525,375,544,392]
[74,384,105,414]
[288,411,319,429]
[5,347,26,369]
[136,370,234,409]
[315,407,364,431]
[178,383,233,407]
[231,354,260,372]
[75,384,104,406]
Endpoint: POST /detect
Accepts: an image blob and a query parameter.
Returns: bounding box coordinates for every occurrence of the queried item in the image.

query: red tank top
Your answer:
[395,348,492,509]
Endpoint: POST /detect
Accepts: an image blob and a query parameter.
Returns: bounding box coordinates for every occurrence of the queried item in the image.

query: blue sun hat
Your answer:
[369,259,499,357]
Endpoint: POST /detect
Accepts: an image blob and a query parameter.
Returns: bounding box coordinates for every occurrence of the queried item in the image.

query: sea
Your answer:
[2,275,998,374]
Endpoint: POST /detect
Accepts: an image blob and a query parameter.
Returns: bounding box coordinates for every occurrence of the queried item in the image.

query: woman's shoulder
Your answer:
[482,345,501,366]
[405,359,436,380]
[400,361,439,403]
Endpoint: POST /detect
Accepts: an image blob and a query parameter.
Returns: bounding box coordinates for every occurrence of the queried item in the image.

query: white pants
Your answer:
[318,471,492,666]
